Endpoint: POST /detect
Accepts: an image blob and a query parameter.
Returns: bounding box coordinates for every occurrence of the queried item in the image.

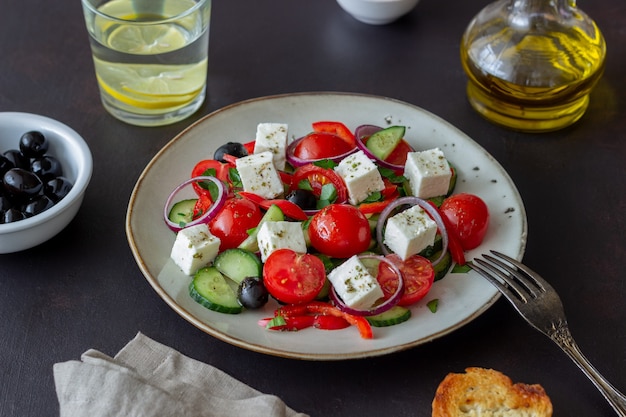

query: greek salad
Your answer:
[163,121,490,339]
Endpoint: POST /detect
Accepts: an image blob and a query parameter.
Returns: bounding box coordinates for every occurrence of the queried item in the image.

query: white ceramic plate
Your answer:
[126,92,527,360]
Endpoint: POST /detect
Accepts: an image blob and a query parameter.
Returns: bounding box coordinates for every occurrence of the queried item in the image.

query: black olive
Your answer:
[213,142,248,162]
[19,131,49,158]
[286,188,317,210]
[3,168,43,200]
[0,194,12,212]
[0,155,15,177]
[237,277,269,309]
[23,195,55,217]
[31,155,63,181]
[3,149,29,170]
[2,208,26,224]
[1,132,70,223]
[44,176,73,203]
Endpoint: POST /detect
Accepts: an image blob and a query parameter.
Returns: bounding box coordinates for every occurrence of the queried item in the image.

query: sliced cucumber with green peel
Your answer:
[214,248,262,284]
[189,267,243,314]
[366,126,406,160]
[167,198,197,227]
[238,204,285,252]
[366,305,411,327]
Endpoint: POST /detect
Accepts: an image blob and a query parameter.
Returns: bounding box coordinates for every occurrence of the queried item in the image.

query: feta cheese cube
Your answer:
[257,221,307,262]
[236,151,284,199]
[253,123,289,170]
[404,148,451,199]
[170,223,221,275]
[334,150,385,205]
[327,255,384,310]
[383,205,437,260]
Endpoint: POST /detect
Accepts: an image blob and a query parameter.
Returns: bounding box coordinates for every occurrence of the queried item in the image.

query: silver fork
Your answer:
[469,250,626,417]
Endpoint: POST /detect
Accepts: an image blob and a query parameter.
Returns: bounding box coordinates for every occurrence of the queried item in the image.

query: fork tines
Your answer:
[469,250,547,303]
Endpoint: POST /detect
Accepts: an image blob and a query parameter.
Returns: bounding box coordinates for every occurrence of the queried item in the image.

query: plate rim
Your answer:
[126,91,527,360]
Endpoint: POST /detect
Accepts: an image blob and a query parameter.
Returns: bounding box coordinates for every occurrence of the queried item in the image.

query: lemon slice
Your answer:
[94,58,207,109]
[107,24,187,55]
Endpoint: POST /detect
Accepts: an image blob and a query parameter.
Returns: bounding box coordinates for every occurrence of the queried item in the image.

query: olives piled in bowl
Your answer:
[2,131,74,222]
[0,113,92,253]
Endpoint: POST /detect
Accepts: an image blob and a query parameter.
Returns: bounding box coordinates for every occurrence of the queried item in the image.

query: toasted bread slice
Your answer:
[432,367,553,417]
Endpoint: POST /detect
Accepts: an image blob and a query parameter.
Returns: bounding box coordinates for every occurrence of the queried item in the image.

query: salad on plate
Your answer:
[163,120,490,339]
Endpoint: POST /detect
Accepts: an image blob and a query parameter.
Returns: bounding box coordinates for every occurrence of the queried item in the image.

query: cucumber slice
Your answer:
[366,305,411,327]
[238,204,285,252]
[214,248,262,284]
[167,198,197,227]
[366,126,406,160]
[189,267,243,314]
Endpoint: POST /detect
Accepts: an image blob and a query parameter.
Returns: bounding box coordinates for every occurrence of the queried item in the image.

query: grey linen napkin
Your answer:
[53,332,309,417]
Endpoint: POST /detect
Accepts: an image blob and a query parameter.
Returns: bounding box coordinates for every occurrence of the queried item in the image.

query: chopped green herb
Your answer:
[298,179,314,192]
[265,315,287,329]
[362,191,382,203]
[428,195,446,207]
[228,167,242,188]
[452,263,472,273]
[313,159,337,169]
[378,167,407,184]
[427,299,439,313]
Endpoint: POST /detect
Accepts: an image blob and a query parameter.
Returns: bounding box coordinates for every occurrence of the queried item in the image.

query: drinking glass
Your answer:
[81,0,211,127]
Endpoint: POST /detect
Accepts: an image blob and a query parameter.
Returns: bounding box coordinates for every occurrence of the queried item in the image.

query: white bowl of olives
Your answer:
[0,112,92,253]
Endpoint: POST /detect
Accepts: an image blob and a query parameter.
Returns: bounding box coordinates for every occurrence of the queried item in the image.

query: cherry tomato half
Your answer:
[377,254,435,306]
[263,249,327,304]
[191,159,231,197]
[294,132,355,160]
[290,164,348,204]
[208,198,262,250]
[383,139,414,166]
[308,204,371,258]
[439,193,490,250]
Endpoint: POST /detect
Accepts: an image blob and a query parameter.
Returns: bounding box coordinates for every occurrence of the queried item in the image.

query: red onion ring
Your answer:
[285,135,357,168]
[163,176,227,232]
[329,254,404,317]
[375,196,449,267]
[354,124,408,171]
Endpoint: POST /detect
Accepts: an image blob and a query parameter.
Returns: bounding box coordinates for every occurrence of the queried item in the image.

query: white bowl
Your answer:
[0,113,92,253]
[336,0,420,25]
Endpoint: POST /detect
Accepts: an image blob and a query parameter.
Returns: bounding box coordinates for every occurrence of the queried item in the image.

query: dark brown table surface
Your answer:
[1,0,624,415]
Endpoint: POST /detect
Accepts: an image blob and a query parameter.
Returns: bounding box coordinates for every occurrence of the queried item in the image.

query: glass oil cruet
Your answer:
[460,0,606,132]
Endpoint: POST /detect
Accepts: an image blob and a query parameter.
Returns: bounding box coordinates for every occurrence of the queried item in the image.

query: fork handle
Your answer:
[552,326,626,416]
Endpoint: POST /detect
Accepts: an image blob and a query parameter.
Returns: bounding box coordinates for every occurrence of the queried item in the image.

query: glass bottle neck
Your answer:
[507,0,576,29]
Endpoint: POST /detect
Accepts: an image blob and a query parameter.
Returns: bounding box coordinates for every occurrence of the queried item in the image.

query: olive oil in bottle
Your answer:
[460,0,606,132]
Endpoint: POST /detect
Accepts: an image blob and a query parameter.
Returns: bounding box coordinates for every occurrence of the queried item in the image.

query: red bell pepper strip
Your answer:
[193,193,214,218]
[312,121,356,147]
[238,191,309,221]
[314,315,350,330]
[439,213,466,266]
[426,201,466,266]
[358,200,394,214]
[259,315,316,331]
[221,154,238,166]
[278,171,293,188]
[277,301,373,339]
[243,140,255,155]
[259,314,350,331]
